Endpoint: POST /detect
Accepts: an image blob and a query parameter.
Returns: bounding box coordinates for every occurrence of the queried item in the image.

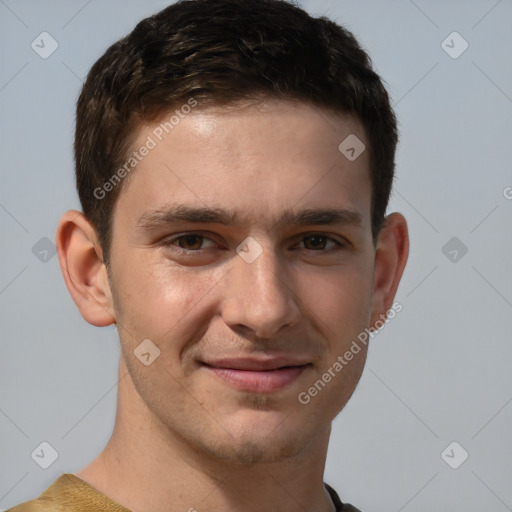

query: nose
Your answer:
[220,240,301,339]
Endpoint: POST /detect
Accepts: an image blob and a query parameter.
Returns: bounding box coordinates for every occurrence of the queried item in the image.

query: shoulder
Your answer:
[5,473,131,512]
[6,498,68,512]
[5,474,88,512]
[324,482,363,512]
[341,505,363,512]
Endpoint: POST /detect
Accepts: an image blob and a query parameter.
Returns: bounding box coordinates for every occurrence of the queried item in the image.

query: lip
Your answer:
[203,356,311,371]
[201,356,311,393]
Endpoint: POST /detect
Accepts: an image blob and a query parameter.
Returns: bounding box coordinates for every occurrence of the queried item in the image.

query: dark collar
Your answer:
[324,483,362,512]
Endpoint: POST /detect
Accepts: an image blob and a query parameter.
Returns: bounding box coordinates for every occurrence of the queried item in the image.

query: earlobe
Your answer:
[370,212,409,327]
[56,210,116,327]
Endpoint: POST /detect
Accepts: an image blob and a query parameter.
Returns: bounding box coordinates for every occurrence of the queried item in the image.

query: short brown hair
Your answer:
[75,0,398,265]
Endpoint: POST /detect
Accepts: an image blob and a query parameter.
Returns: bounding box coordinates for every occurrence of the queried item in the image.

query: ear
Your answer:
[56,210,115,327]
[369,212,409,327]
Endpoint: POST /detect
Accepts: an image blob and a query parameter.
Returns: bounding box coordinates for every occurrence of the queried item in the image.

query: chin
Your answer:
[204,432,307,466]
[198,409,321,466]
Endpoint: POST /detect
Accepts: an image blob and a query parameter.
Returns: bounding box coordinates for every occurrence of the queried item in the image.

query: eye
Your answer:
[164,233,217,251]
[298,234,343,251]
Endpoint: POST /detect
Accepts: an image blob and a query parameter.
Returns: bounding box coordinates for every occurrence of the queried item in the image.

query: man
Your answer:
[8,0,408,510]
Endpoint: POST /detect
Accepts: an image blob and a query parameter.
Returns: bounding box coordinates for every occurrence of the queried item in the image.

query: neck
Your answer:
[76,358,336,512]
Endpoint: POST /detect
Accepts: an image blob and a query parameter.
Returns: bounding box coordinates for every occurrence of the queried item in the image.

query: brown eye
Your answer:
[303,235,328,250]
[299,235,342,251]
[176,234,204,250]
[162,232,218,253]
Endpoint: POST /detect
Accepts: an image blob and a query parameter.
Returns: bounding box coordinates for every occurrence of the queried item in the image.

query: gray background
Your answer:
[1,0,511,510]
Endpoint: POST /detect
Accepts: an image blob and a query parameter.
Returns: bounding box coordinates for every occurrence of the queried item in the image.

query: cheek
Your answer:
[297,262,373,336]
[111,254,221,346]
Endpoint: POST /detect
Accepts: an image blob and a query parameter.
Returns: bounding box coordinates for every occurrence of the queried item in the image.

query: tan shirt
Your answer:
[6,473,361,511]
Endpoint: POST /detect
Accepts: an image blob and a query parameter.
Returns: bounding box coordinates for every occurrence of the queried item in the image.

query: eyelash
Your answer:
[161,232,346,253]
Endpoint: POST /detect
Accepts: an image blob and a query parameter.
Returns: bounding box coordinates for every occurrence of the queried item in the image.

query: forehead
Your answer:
[114,100,371,229]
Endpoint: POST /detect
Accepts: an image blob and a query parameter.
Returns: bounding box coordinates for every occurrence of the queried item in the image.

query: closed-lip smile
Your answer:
[201,355,311,392]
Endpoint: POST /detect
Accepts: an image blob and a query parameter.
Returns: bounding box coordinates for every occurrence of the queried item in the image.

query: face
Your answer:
[107,100,376,464]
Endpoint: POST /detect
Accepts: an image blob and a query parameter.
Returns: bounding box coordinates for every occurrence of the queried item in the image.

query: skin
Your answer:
[56,99,409,512]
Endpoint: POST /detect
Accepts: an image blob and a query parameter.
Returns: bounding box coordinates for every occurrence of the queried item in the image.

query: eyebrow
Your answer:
[135,204,363,231]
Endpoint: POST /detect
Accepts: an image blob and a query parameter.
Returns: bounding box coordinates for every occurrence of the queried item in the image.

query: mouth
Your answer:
[200,357,311,393]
